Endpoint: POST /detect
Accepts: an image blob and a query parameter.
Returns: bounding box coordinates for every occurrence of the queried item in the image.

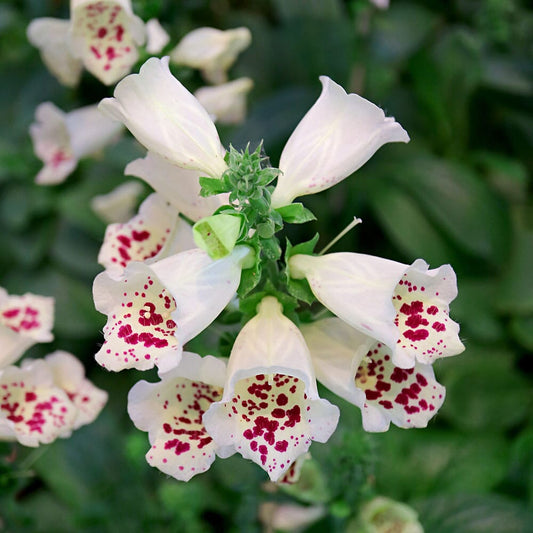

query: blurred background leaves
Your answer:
[0,0,532,531]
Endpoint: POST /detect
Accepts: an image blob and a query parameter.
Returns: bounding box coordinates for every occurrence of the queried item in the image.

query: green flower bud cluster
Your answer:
[194,143,317,315]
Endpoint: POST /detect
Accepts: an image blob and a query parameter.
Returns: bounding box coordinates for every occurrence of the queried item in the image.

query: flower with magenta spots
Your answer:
[93,246,251,372]
[97,193,195,279]
[301,318,446,432]
[289,253,464,369]
[203,296,339,482]
[128,352,229,481]
[0,288,54,369]
[30,102,123,185]
[28,0,146,87]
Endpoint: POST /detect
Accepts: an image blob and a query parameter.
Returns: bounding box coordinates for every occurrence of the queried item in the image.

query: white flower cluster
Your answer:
[0,288,107,447]
[88,57,464,482]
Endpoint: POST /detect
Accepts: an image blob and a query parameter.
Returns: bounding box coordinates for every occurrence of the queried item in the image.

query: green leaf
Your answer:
[285,234,320,258]
[416,494,533,533]
[237,262,263,298]
[276,203,316,224]
[496,221,533,314]
[438,346,530,432]
[198,176,226,197]
[509,314,533,351]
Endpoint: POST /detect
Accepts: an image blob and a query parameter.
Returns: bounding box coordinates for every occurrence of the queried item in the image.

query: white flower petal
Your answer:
[64,105,123,158]
[289,252,408,350]
[91,180,144,224]
[145,18,170,54]
[44,351,108,429]
[125,151,229,221]
[271,76,410,208]
[97,193,182,278]
[94,246,249,373]
[70,0,145,85]
[128,352,226,481]
[93,262,180,372]
[30,102,77,185]
[203,296,339,482]
[302,318,446,432]
[30,102,122,185]
[0,288,54,368]
[27,18,83,87]
[170,27,251,84]
[194,77,253,125]
[0,360,77,446]
[392,260,465,368]
[150,246,250,360]
[99,57,228,178]
[300,318,373,408]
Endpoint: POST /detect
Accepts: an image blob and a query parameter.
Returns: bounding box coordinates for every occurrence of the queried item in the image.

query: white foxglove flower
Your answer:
[97,193,195,279]
[0,288,54,369]
[270,76,409,208]
[93,246,250,372]
[69,0,145,85]
[145,18,170,54]
[99,57,228,178]
[301,318,446,432]
[195,77,253,125]
[203,296,339,482]
[125,152,229,222]
[44,351,108,429]
[27,18,83,87]
[0,360,77,446]
[289,254,464,368]
[169,27,252,84]
[30,102,123,185]
[91,181,144,224]
[128,352,229,481]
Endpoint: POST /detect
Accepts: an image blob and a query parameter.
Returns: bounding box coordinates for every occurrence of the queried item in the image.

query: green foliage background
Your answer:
[0,0,532,531]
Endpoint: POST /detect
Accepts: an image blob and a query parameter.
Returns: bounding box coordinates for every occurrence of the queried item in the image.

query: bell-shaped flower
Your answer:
[26,18,83,87]
[97,193,195,279]
[289,254,464,369]
[270,76,410,208]
[169,27,252,84]
[69,0,145,85]
[0,360,77,446]
[99,57,228,179]
[203,296,339,482]
[0,288,54,369]
[44,351,108,430]
[128,351,229,481]
[301,318,446,432]
[145,18,170,54]
[93,245,250,373]
[125,152,229,222]
[91,181,144,224]
[30,102,123,185]
[195,77,254,125]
